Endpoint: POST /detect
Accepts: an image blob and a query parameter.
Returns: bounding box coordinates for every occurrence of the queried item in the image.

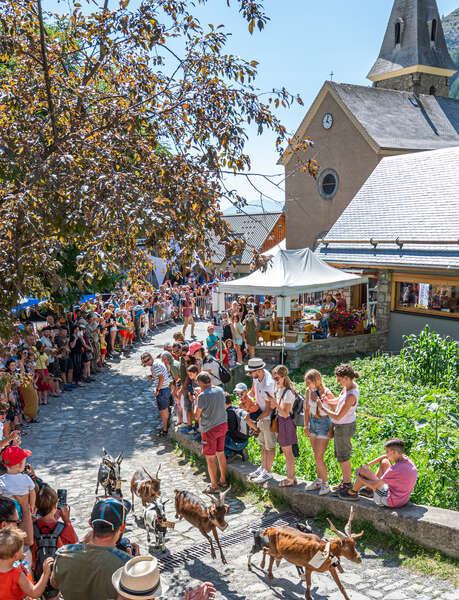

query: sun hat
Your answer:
[207,324,215,330]
[112,556,166,599]
[233,382,248,394]
[187,341,202,356]
[2,446,32,467]
[90,497,131,531]
[244,357,266,373]
[161,351,173,363]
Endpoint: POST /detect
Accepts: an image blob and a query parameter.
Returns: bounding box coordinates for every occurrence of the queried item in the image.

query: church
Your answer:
[282,0,459,251]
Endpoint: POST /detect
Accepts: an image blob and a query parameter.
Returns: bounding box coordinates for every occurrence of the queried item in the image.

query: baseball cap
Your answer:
[187,342,202,356]
[2,446,32,467]
[207,324,215,330]
[233,382,248,394]
[91,497,132,531]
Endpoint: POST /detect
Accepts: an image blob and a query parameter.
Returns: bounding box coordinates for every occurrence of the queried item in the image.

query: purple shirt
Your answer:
[382,456,418,508]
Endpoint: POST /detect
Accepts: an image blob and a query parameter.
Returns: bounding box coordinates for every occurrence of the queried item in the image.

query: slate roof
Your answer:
[213,212,283,265]
[316,147,459,270]
[330,82,459,150]
[368,0,456,80]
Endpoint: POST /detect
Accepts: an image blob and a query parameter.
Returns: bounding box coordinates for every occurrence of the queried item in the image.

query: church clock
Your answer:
[322,113,333,129]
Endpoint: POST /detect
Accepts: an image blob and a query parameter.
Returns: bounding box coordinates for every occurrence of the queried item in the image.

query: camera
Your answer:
[117,537,137,556]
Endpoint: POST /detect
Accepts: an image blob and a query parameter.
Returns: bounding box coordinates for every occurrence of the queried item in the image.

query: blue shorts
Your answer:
[308,415,332,439]
[156,387,172,411]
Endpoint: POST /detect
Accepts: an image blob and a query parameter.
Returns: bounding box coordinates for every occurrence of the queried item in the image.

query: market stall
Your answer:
[219,248,369,361]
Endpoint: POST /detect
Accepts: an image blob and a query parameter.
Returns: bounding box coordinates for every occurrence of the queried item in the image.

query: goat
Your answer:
[143,498,174,552]
[174,486,231,564]
[96,449,123,497]
[261,507,363,600]
[130,465,161,511]
[248,520,312,573]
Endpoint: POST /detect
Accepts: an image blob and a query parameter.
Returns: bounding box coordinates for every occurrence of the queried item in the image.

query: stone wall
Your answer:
[376,270,391,331]
[255,331,387,369]
[374,73,450,97]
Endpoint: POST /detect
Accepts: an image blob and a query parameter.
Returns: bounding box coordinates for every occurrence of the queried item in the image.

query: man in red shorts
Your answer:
[193,372,228,494]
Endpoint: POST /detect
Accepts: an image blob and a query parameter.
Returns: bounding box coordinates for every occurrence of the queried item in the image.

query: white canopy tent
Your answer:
[262,238,286,258]
[219,248,368,364]
[219,248,368,295]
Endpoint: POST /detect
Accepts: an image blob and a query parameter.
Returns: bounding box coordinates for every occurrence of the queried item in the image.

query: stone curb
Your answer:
[169,426,459,560]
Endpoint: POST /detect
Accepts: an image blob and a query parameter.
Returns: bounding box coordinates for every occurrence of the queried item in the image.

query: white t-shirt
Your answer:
[40,336,54,363]
[253,370,274,416]
[203,356,221,387]
[0,473,35,497]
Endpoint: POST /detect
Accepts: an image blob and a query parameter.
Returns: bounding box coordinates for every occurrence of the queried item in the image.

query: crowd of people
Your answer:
[0,279,420,600]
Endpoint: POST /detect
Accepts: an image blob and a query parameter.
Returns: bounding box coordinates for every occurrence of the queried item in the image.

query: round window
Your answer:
[318,168,339,199]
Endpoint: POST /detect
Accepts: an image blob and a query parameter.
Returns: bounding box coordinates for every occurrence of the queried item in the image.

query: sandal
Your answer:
[279,478,297,487]
[203,486,219,495]
[218,482,229,491]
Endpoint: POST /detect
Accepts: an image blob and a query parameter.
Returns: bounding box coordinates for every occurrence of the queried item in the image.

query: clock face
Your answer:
[322,113,333,129]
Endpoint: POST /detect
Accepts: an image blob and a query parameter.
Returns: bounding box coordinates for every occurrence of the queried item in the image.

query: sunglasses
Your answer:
[6,518,21,525]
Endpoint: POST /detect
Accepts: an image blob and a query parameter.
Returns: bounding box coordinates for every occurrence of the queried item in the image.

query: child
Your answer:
[99,326,107,366]
[224,339,237,368]
[340,437,418,507]
[0,446,36,545]
[234,382,262,421]
[0,527,54,599]
[182,365,199,433]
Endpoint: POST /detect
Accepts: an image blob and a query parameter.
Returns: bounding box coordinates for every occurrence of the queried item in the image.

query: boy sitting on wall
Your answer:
[339,438,418,507]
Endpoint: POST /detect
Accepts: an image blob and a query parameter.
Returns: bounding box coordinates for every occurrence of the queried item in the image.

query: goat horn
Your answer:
[155,464,161,480]
[344,506,354,538]
[327,518,346,541]
[351,530,364,539]
[142,467,155,480]
[219,484,232,504]
[203,492,217,504]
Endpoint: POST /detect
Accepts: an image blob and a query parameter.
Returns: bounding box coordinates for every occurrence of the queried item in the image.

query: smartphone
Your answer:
[57,489,67,508]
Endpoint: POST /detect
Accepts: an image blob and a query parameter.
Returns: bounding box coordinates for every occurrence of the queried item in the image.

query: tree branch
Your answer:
[37,0,59,147]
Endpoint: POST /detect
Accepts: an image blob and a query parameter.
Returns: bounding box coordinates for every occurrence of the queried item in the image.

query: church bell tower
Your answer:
[367,0,457,97]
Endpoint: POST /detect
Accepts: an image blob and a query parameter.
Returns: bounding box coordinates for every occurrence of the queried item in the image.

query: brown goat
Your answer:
[174,487,231,564]
[130,465,161,511]
[261,507,363,600]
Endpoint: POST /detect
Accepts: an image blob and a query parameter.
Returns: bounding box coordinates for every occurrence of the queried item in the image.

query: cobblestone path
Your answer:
[24,324,457,600]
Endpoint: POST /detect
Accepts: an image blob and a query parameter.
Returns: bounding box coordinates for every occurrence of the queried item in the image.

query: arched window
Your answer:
[431,19,437,42]
[395,22,401,44]
[429,86,436,95]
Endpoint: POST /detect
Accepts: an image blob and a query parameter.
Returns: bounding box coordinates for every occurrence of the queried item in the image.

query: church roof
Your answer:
[315,146,459,270]
[330,82,459,151]
[368,0,457,81]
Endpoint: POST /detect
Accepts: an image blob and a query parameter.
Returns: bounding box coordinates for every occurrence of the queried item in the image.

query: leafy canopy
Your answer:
[0,0,317,328]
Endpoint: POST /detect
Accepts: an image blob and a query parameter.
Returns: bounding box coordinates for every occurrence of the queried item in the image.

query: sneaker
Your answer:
[319,482,330,496]
[339,488,359,501]
[253,470,273,483]
[181,426,192,433]
[331,480,352,495]
[304,478,322,492]
[248,466,263,480]
[358,487,374,498]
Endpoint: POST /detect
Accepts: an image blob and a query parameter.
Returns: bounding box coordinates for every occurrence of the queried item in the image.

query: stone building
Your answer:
[282,0,459,251]
[315,147,459,351]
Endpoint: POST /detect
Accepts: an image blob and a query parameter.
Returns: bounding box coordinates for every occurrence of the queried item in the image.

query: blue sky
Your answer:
[45,1,458,211]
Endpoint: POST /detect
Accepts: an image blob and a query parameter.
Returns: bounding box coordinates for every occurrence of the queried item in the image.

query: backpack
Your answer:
[290,392,305,427]
[218,361,231,384]
[33,521,65,599]
[230,407,250,441]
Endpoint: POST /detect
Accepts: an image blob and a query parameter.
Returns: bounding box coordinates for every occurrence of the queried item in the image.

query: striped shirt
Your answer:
[150,359,170,391]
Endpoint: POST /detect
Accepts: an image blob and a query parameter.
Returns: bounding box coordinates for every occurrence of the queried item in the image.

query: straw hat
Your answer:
[112,556,166,599]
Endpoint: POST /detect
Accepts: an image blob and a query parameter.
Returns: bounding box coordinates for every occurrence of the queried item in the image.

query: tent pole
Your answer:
[281,307,285,366]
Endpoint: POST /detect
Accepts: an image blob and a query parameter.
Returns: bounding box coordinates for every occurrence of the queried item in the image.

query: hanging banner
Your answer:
[149,256,168,287]
[276,296,291,318]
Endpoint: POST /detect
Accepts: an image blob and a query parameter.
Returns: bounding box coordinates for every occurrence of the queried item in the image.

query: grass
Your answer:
[174,441,459,585]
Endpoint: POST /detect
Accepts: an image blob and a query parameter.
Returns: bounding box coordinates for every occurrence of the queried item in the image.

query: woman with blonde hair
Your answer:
[304,369,336,495]
[267,364,298,487]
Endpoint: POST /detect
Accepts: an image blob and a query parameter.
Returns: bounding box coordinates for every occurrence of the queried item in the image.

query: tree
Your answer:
[0,0,317,328]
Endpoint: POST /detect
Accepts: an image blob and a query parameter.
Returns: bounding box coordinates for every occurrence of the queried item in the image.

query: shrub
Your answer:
[400,326,458,390]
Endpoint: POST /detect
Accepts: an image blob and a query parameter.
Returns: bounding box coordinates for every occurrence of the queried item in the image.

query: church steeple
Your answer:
[367,0,457,97]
